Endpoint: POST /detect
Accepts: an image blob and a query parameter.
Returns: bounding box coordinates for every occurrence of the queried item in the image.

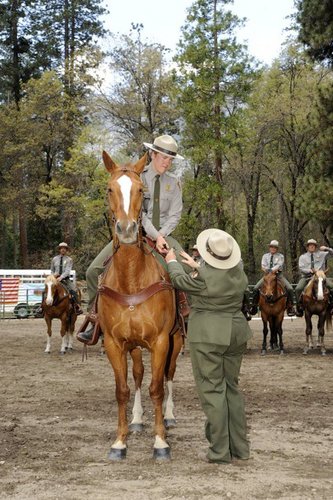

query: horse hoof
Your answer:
[153,447,171,460]
[129,423,144,433]
[164,418,176,428]
[303,349,308,355]
[261,350,266,356]
[59,351,66,356]
[321,351,327,356]
[108,447,127,460]
[44,351,50,355]
[279,350,285,355]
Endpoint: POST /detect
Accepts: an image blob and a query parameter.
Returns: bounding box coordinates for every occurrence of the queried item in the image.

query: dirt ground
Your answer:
[1,316,333,500]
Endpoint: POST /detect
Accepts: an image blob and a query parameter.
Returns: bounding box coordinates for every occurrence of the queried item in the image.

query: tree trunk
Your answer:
[18,203,28,267]
[11,0,21,107]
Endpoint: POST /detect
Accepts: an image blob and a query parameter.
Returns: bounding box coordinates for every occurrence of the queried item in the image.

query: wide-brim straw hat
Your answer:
[58,242,69,248]
[143,135,184,160]
[196,229,241,270]
[306,239,318,247]
[269,240,279,247]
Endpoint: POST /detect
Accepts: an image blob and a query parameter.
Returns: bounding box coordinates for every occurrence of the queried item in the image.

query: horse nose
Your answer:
[266,294,273,302]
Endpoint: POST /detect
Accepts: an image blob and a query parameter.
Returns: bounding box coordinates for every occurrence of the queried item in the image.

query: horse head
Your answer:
[44,274,59,306]
[261,270,278,303]
[305,270,327,301]
[103,151,148,245]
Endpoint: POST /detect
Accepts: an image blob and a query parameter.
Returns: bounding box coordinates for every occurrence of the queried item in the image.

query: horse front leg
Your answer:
[129,347,144,432]
[105,338,130,460]
[150,335,170,460]
[269,316,278,351]
[261,318,268,355]
[66,312,76,352]
[277,314,284,355]
[163,331,182,428]
[44,315,52,354]
[60,314,68,355]
[317,313,326,356]
[303,311,313,355]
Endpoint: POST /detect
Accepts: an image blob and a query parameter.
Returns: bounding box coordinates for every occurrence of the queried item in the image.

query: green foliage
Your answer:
[297,0,333,65]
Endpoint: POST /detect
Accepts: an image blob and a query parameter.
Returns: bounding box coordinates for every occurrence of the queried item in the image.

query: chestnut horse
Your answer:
[42,275,79,354]
[98,151,182,461]
[259,271,287,355]
[302,270,331,356]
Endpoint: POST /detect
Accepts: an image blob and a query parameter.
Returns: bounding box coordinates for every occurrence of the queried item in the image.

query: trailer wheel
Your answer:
[13,303,31,319]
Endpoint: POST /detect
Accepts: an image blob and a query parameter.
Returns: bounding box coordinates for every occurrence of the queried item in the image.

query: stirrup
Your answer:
[76,315,102,345]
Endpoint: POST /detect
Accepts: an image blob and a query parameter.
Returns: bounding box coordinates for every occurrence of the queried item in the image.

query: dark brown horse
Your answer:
[98,151,182,461]
[259,271,287,355]
[302,270,331,356]
[42,275,79,354]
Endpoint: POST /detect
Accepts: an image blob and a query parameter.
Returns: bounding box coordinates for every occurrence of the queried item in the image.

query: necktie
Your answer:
[152,175,160,230]
[270,255,273,269]
[310,253,314,270]
[59,256,63,275]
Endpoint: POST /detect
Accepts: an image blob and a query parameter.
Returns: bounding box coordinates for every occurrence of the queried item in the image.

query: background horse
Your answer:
[97,151,182,461]
[302,270,331,356]
[259,270,287,354]
[42,275,79,354]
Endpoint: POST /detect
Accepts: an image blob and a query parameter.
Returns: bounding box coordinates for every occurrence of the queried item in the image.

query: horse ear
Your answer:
[133,153,148,174]
[102,150,118,174]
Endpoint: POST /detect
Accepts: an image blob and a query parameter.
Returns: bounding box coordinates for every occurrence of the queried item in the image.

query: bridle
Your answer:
[260,273,287,304]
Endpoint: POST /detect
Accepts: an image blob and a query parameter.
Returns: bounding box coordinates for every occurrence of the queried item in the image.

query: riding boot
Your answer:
[250,288,259,315]
[286,291,296,316]
[77,325,94,342]
[74,303,84,315]
[295,302,304,317]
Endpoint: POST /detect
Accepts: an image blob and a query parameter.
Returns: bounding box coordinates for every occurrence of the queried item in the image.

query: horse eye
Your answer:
[108,188,112,194]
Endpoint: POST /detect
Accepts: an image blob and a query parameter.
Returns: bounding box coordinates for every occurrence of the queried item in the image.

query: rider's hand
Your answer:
[179,250,200,269]
[165,248,176,263]
[320,246,328,251]
[56,277,62,282]
[156,234,169,254]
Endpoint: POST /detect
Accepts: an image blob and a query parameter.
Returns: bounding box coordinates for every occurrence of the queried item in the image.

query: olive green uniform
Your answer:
[167,260,253,463]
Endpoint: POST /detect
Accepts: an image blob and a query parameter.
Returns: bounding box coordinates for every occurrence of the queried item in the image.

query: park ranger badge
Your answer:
[165,184,171,192]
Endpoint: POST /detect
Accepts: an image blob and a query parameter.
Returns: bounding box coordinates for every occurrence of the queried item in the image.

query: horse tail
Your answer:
[325,308,332,332]
[164,334,174,379]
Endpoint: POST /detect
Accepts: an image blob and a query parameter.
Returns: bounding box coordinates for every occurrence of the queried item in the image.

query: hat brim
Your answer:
[143,142,184,160]
[196,229,241,270]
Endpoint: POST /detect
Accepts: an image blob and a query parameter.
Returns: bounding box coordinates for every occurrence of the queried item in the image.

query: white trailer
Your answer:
[0,269,76,318]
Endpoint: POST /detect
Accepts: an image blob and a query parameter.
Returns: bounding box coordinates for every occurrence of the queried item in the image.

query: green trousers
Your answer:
[189,337,250,463]
[86,236,187,311]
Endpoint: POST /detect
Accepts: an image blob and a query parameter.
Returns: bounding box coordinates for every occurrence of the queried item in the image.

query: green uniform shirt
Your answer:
[167,261,253,346]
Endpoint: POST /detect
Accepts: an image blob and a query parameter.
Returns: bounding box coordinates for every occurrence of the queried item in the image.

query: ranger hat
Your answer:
[306,239,318,247]
[196,228,241,270]
[58,242,69,248]
[143,135,184,160]
[269,240,279,248]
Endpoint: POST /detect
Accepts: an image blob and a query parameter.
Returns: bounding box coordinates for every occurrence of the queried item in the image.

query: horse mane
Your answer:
[45,274,58,285]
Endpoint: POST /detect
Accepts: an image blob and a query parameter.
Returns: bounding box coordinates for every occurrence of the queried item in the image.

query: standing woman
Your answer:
[165,228,253,464]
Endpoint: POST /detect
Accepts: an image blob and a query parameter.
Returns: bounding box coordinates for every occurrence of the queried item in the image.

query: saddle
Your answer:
[77,239,190,346]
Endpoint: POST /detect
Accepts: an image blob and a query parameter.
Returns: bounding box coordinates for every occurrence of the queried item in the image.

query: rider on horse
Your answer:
[36,242,82,315]
[250,240,295,316]
[295,239,333,317]
[78,135,186,343]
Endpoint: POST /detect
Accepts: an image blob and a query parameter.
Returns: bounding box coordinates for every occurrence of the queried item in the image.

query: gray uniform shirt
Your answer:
[261,252,284,272]
[51,255,73,281]
[298,249,333,277]
[141,163,182,240]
